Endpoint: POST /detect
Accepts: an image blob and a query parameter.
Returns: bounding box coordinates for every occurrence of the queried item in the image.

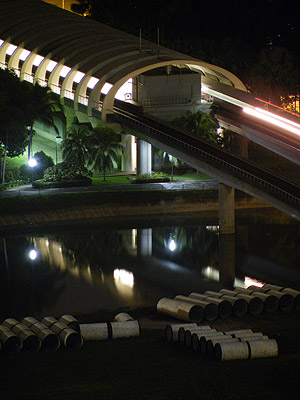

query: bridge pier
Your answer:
[137,139,152,175]
[218,183,235,235]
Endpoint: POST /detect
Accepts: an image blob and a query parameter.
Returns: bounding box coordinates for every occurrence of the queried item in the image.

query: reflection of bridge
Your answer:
[1,0,300,223]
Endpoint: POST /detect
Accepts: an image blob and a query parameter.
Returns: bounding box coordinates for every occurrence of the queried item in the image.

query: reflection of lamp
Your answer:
[168,154,174,181]
[28,158,37,185]
[29,249,37,260]
[56,135,62,164]
[168,238,176,252]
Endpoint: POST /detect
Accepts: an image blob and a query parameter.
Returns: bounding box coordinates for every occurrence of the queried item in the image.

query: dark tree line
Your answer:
[72,0,300,105]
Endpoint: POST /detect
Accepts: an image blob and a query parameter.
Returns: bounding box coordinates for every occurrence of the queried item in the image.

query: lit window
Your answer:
[87,76,99,89]
[101,82,113,94]
[19,49,31,61]
[73,71,85,83]
[33,55,44,66]
[46,60,58,72]
[60,65,71,78]
[6,44,17,56]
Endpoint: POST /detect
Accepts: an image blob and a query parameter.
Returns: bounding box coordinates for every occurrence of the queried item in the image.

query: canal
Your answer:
[0,216,300,321]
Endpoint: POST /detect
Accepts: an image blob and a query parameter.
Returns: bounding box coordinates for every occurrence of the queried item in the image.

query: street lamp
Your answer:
[56,135,62,164]
[168,154,174,181]
[28,157,37,185]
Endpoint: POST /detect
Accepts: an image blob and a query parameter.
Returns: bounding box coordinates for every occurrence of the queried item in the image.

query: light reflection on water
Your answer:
[0,222,299,320]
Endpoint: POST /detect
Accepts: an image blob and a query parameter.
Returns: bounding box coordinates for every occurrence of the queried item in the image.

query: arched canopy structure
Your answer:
[0,0,246,121]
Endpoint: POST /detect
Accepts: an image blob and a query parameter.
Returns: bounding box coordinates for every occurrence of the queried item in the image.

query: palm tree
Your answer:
[20,81,65,161]
[87,126,122,181]
[63,125,91,165]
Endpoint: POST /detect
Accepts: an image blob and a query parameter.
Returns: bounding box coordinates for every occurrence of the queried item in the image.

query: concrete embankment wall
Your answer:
[0,196,293,228]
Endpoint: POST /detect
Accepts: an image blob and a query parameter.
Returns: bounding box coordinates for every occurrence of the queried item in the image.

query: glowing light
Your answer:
[60,65,71,78]
[244,276,264,288]
[243,107,300,136]
[73,71,85,83]
[6,44,17,56]
[168,239,176,252]
[101,82,113,94]
[254,107,300,130]
[29,249,37,260]
[46,60,58,72]
[19,49,31,61]
[87,76,99,89]
[113,269,134,288]
[202,266,219,281]
[28,158,37,168]
[33,55,44,66]
[0,40,3,46]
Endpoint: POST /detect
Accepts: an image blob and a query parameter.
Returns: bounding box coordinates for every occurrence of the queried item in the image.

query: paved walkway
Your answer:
[0,179,218,197]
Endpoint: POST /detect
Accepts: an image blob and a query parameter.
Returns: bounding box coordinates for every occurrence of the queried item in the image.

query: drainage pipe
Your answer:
[215,341,249,361]
[30,322,60,352]
[79,323,110,341]
[235,293,264,315]
[114,313,134,322]
[157,298,203,322]
[12,323,41,353]
[282,288,300,310]
[108,320,140,339]
[0,325,21,353]
[46,321,83,350]
[199,332,227,354]
[247,290,279,313]
[246,338,278,359]
[202,297,232,319]
[165,323,198,343]
[261,284,284,292]
[207,337,240,358]
[59,315,80,332]
[184,327,215,348]
[219,295,248,317]
[3,318,20,330]
[175,295,218,321]
[178,326,214,345]
[266,290,294,311]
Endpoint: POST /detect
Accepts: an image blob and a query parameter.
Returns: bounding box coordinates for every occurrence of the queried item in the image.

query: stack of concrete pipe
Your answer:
[165,322,278,361]
[0,314,82,354]
[79,313,140,341]
[157,284,300,322]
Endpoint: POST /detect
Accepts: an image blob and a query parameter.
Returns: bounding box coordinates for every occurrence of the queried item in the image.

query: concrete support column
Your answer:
[137,228,152,257]
[137,139,151,175]
[219,183,235,235]
[238,135,248,158]
[122,134,136,172]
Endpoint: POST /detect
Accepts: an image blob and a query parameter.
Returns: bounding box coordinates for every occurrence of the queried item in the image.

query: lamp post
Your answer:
[28,157,37,186]
[56,135,62,165]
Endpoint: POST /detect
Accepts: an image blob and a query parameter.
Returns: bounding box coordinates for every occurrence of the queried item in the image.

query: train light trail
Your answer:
[243,107,300,136]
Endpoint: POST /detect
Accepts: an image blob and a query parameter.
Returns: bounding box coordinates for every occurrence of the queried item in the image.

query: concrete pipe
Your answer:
[220,295,248,317]
[48,322,69,335]
[41,316,58,328]
[157,298,203,322]
[30,323,60,352]
[177,326,213,345]
[233,287,253,295]
[225,329,253,336]
[108,320,140,339]
[248,291,279,313]
[204,297,232,319]
[267,290,294,311]
[203,291,223,299]
[79,323,109,341]
[59,315,80,332]
[174,295,218,322]
[3,318,20,330]
[190,330,220,352]
[114,313,134,322]
[165,323,198,343]
[240,335,269,342]
[282,288,300,310]
[246,338,278,359]
[233,332,264,339]
[235,293,264,315]
[207,337,240,358]
[165,323,197,343]
[59,328,83,350]
[199,332,227,354]
[219,289,239,297]
[261,284,284,292]
[21,317,39,328]
[184,327,215,348]
[215,341,249,361]
[0,325,22,353]
[12,324,41,353]
[188,293,209,301]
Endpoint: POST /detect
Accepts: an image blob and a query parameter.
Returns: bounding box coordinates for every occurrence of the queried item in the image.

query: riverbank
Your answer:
[0,188,296,230]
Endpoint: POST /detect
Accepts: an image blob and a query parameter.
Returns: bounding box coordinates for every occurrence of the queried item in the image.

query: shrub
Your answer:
[43,160,92,183]
[134,172,170,183]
